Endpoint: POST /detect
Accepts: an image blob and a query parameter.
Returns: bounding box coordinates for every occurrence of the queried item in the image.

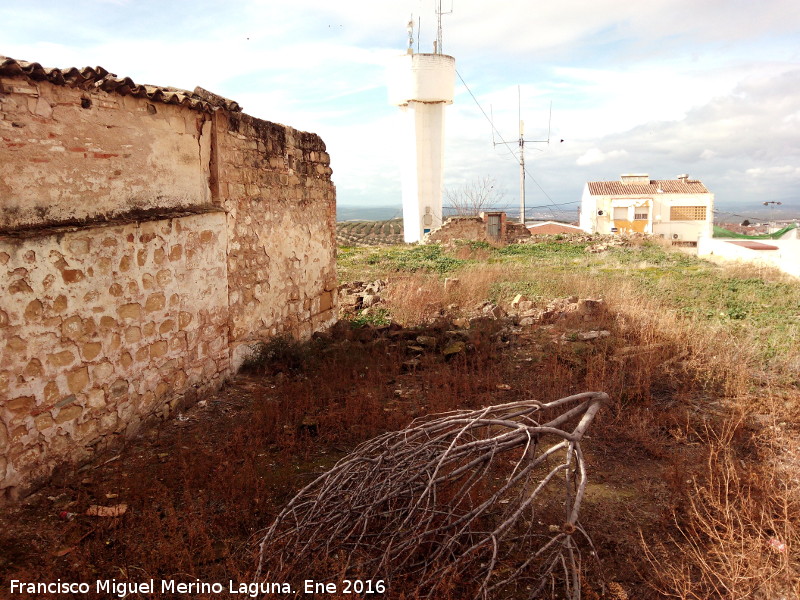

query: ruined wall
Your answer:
[0,75,212,230]
[426,217,492,244]
[0,212,229,492]
[0,59,337,497]
[425,214,530,245]
[214,112,337,359]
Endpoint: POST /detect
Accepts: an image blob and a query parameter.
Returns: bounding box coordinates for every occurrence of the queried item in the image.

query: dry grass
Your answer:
[642,418,800,600]
[379,262,757,397]
[383,265,511,325]
[339,238,800,597]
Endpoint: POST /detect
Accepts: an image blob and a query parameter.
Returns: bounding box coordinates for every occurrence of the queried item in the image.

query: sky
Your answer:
[2,0,799,221]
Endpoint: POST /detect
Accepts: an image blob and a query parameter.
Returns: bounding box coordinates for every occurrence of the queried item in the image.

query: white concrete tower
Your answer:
[388,40,455,243]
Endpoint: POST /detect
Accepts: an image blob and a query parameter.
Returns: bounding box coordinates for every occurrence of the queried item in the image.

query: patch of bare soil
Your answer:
[0,310,727,599]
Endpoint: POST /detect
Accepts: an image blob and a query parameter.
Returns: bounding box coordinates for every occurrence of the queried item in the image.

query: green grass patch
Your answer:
[348,308,392,327]
[496,240,590,258]
[337,238,800,376]
[338,244,467,281]
[713,225,796,239]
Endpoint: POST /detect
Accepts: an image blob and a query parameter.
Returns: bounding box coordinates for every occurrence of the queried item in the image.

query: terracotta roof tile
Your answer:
[0,56,241,113]
[527,222,583,235]
[587,179,709,195]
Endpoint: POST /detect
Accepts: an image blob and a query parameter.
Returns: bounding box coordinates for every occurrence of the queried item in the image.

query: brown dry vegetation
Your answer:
[1,236,798,599]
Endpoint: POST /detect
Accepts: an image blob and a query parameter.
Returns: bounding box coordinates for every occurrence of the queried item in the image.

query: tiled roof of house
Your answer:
[587,179,709,195]
[527,222,583,235]
[0,56,241,113]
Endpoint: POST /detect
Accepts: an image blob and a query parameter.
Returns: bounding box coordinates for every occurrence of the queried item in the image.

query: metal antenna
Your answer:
[492,86,555,224]
[435,0,453,54]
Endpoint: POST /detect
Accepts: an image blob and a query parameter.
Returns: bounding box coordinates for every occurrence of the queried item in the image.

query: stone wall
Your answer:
[0,212,229,491]
[214,112,337,359]
[0,58,337,498]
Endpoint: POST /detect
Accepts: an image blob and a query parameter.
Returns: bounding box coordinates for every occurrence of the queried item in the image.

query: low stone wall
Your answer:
[215,112,337,355]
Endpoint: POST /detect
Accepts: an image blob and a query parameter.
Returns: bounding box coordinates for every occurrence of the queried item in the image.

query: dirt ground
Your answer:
[0,312,749,599]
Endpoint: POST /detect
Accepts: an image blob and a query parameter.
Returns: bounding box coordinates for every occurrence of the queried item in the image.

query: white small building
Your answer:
[579,174,714,243]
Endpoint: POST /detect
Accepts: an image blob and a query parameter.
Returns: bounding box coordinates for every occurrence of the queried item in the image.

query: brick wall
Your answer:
[0,75,212,230]
[0,63,336,498]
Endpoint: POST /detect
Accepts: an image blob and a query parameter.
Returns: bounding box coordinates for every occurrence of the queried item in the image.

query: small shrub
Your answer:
[241,335,315,374]
[349,308,391,327]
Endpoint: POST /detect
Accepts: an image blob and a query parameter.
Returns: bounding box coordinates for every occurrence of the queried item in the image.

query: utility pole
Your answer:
[493,87,551,224]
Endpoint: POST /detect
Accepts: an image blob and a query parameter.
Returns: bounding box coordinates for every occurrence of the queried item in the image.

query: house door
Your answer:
[487,214,501,239]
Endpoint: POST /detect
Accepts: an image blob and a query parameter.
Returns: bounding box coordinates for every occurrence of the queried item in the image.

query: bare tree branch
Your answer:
[256,392,608,599]
[444,175,507,217]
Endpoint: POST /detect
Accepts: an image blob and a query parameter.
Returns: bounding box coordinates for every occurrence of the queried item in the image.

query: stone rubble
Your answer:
[337,280,388,312]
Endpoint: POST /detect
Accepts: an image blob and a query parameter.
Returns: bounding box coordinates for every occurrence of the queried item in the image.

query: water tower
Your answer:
[387,16,456,243]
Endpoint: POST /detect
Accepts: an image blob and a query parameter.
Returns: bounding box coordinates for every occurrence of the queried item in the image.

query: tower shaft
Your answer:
[388,53,456,243]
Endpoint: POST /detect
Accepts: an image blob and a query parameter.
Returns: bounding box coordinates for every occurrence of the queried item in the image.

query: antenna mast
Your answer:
[434,0,453,54]
[492,86,553,224]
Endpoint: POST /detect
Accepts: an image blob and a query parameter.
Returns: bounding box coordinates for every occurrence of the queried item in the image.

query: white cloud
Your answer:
[746,166,800,179]
[576,148,628,166]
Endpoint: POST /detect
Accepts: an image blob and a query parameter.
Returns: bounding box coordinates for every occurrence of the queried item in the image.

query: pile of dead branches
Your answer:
[256,391,608,599]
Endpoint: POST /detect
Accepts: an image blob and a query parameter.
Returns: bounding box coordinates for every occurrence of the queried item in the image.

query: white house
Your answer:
[579,174,714,243]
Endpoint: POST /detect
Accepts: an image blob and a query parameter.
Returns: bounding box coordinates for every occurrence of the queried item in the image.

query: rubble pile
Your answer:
[337,279,387,314]
[499,294,610,327]
[511,232,652,253]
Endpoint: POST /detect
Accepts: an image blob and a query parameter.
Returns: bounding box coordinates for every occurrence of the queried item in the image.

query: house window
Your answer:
[670,206,707,221]
[634,208,649,221]
[613,207,628,220]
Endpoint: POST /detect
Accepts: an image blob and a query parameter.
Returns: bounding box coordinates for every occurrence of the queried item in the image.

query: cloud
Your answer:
[745,166,800,179]
[576,148,628,166]
[568,69,800,205]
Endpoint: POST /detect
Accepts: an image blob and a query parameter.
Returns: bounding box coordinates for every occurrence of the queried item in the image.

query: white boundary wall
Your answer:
[697,237,800,277]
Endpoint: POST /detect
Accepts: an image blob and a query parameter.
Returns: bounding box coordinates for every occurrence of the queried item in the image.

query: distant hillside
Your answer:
[337,205,403,222]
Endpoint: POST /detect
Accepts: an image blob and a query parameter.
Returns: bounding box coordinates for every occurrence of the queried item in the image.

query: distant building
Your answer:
[579,174,714,243]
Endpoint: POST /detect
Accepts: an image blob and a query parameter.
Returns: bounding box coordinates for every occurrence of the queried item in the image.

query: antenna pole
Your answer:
[519,126,526,224]
[434,0,453,54]
[437,0,443,54]
[491,85,555,224]
[519,86,525,224]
